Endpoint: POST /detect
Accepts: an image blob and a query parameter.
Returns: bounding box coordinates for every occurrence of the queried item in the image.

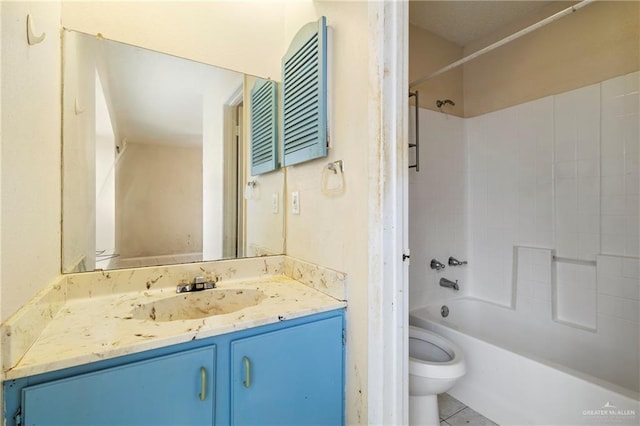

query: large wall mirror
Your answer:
[62,30,284,273]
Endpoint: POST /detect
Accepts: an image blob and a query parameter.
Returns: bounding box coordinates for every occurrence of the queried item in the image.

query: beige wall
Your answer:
[282,2,370,423]
[61,1,285,80]
[116,143,203,258]
[0,3,374,424]
[61,30,97,273]
[463,1,640,117]
[1,2,62,322]
[409,24,464,117]
[243,76,285,257]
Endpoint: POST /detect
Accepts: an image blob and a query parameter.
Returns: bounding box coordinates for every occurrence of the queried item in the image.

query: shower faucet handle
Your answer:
[430,259,446,271]
[448,256,467,267]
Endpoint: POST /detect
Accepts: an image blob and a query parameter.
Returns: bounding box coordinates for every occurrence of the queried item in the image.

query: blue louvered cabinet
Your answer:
[249,78,279,175]
[281,16,328,167]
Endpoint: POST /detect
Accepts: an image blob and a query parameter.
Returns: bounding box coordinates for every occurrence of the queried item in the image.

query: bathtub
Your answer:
[410,297,640,425]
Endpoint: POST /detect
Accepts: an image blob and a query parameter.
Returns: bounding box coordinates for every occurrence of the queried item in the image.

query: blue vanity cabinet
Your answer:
[20,346,216,425]
[4,310,345,426]
[230,316,344,425]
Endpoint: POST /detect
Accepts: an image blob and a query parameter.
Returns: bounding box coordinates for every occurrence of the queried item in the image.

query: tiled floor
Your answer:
[439,393,498,426]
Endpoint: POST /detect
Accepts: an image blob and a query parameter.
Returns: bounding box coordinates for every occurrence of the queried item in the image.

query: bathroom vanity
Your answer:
[2,256,347,425]
[3,21,346,424]
[5,311,344,425]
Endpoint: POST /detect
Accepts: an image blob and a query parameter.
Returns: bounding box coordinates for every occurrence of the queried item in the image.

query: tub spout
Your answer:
[440,277,459,291]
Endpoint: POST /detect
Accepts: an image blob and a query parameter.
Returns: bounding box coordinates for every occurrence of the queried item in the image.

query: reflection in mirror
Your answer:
[62,31,284,273]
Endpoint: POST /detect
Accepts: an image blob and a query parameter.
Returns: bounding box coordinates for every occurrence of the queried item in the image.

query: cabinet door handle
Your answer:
[199,366,207,400]
[243,356,251,388]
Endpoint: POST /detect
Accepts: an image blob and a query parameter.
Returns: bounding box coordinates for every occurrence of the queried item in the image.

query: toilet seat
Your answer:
[409,326,466,379]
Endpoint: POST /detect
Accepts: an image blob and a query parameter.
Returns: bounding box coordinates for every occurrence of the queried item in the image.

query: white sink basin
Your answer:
[131,289,266,321]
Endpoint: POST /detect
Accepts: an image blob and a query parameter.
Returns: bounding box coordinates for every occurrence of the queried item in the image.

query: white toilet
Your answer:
[409,326,466,426]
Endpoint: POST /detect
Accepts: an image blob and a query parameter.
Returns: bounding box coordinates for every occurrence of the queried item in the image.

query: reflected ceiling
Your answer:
[99,41,242,147]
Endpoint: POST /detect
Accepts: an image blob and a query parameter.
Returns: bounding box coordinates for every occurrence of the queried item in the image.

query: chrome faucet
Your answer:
[448,256,467,267]
[430,259,446,271]
[176,276,217,293]
[439,277,459,291]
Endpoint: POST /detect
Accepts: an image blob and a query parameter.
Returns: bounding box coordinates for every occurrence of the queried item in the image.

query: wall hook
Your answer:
[26,14,46,46]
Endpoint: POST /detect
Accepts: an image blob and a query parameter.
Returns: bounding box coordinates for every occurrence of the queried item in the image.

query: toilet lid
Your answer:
[409,337,452,362]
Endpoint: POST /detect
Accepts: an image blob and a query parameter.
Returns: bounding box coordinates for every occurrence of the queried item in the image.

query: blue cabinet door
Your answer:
[231,316,344,425]
[21,346,216,426]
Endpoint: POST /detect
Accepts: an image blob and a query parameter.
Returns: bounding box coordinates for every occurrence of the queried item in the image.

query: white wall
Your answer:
[1,2,61,321]
[408,109,467,310]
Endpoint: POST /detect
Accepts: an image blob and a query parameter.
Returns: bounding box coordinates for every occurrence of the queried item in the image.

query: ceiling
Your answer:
[409,1,555,46]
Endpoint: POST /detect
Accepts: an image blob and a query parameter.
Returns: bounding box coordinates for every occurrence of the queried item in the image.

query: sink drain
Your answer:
[441,305,449,318]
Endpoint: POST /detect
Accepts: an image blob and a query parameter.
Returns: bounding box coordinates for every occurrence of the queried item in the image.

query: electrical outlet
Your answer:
[291,191,300,215]
[272,193,279,214]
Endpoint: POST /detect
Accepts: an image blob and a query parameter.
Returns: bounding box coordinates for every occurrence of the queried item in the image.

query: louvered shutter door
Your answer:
[282,16,328,167]
[250,78,279,175]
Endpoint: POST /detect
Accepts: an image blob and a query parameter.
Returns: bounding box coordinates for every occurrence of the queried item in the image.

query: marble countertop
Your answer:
[4,268,346,380]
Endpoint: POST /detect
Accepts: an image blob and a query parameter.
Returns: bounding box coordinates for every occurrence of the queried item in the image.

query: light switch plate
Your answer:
[291,191,300,215]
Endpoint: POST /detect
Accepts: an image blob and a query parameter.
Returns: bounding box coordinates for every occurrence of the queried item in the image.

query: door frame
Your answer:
[222,86,244,258]
[367,1,409,424]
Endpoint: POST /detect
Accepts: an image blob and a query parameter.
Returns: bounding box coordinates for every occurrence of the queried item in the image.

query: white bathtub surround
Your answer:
[601,73,640,257]
[554,258,598,330]
[409,70,640,426]
[515,245,599,331]
[463,71,640,308]
[554,83,601,262]
[408,109,467,310]
[597,255,640,324]
[1,255,346,379]
[514,246,553,314]
[410,298,640,425]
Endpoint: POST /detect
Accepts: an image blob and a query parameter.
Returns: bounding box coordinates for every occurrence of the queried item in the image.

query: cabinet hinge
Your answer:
[342,328,346,346]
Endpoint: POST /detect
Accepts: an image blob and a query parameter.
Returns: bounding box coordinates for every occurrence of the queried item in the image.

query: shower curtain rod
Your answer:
[409,0,597,89]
